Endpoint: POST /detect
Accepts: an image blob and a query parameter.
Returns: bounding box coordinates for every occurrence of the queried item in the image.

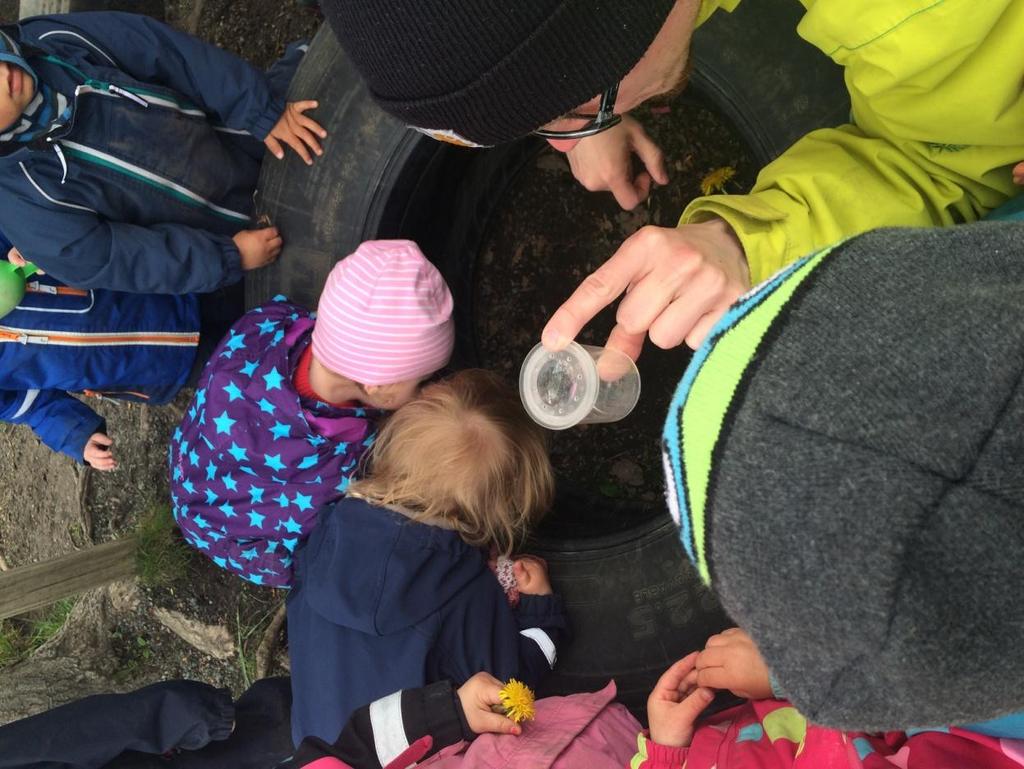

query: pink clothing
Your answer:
[420,682,640,769]
[311,240,454,386]
[634,699,1024,769]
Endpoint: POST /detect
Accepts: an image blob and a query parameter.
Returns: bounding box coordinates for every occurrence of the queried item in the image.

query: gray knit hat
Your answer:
[320,0,675,146]
[662,222,1024,731]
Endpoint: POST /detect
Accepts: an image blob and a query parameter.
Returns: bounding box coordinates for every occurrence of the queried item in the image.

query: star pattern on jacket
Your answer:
[168,301,380,588]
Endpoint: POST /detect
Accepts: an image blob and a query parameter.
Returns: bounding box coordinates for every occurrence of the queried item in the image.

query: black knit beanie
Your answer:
[662,221,1024,731]
[320,0,676,146]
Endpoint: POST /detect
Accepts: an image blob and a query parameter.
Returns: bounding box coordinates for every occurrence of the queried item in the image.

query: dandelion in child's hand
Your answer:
[498,679,536,723]
[700,166,737,196]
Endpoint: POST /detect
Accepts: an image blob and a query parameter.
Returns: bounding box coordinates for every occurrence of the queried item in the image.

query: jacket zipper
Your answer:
[34,56,251,222]
[0,328,199,346]
[25,283,89,298]
[83,389,151,402]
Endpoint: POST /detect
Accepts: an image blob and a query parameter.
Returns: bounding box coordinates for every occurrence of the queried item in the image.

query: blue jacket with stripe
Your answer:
[0,230,201,463]
[0,12,293,295]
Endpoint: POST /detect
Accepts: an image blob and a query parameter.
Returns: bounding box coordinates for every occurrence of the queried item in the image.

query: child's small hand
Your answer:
[1014,161,1024,186]
[647,652,715,748]
[265,100,326,166]
[695,627,773,700]
[513,556,552,596]
[84,432,117,471]
[233,227,283,271]
[7,247,43,273]
[457,672,522,736]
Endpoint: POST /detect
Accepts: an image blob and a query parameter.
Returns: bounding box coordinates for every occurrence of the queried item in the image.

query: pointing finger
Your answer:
[542,242,651,351]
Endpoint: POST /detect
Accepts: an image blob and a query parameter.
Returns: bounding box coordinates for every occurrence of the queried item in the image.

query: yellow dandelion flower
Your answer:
[700,166,737,196]
[499,679,536,723]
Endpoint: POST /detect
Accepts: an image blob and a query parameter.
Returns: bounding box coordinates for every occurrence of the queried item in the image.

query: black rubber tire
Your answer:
[529,513,736,720]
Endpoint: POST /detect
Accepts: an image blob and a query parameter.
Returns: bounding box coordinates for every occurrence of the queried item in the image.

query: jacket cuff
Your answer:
[412,680,474,746]
[221,239,244,287]
[636,734,689,768]
[679,197,792,286]
[250,96,287,142]
[64,413,106,465]
[183,688,236,748]
[514,593,566,625]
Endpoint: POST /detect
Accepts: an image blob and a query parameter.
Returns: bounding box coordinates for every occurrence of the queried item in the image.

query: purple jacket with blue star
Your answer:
[168,298,381,587]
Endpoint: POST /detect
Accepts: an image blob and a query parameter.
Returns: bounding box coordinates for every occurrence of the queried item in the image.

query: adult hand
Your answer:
[1014,161,1024,185]
[647,652,715,748]
[265,100,326,165]
[695,627,773,700]
[7,247,43,273]
[233,227,283,271]
[542,219,749,359]
[457,672,522,736]
[565,115,668,211]
[513,556,552,596]
[83,432,117,471]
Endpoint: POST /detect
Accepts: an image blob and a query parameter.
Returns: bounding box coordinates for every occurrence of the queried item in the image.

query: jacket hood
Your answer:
[0,26,70,146]
[297,496,486,635]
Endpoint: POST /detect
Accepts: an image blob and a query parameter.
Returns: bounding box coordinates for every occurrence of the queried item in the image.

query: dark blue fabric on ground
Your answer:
[0,680,234,769]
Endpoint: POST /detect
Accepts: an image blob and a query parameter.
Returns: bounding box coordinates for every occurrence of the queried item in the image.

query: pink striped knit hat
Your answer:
[311,240,455,386]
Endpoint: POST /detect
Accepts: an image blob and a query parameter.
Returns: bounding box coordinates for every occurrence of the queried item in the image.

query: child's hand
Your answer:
[513,556,552,596]
[1014,161,1024,186]
[457,672,522,736]
[7,247,43,273]
[647,652,715,748]
[83,432,117,471]
[695,627,773,700]
[265,100,326,166]
[233,227,283,271]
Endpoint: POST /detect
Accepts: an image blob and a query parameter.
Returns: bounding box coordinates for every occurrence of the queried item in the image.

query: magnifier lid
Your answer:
[519,342,599,430]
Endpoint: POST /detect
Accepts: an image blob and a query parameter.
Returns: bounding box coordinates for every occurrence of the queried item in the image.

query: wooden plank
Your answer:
[0,537,137,620]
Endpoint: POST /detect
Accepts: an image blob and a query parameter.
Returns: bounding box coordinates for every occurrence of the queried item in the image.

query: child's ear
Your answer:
[361,383,382,396]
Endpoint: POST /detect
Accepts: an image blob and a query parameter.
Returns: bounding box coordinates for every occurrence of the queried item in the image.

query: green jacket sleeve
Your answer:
[682,0,1024,284]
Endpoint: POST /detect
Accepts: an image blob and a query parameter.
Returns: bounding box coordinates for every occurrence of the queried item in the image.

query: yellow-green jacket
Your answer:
[686,0,1024,283]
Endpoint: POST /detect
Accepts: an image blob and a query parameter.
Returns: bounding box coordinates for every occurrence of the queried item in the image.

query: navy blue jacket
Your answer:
[0,13,291,295]
[287,497,570,746]
[0,233,200,462]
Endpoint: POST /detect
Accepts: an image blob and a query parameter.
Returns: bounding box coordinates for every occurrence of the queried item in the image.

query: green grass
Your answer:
[0,598,77,668]
[135,506,190,587]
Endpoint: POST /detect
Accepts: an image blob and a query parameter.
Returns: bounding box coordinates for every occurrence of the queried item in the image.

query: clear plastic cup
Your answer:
[519,342,641,430]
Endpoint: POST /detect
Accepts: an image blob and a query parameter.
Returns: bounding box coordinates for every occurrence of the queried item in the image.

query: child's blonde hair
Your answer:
[349,369,554,553]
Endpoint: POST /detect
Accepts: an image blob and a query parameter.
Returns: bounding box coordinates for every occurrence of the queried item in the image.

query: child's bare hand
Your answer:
[647,652,715,748]
[457,672,522,736]
[513,556,552,596]
[265,100,326,166]
[233,227,282,271]
[1014,161,1024,185]
[84,432,116,471]
[695,627,773,700]
[7,247,43,273]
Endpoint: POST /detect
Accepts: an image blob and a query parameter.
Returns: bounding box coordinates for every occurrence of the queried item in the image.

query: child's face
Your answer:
[0,61,35,132]
[360,377,425,410]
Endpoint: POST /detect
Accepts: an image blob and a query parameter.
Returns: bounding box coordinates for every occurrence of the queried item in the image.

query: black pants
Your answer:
[0,678,294,769]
